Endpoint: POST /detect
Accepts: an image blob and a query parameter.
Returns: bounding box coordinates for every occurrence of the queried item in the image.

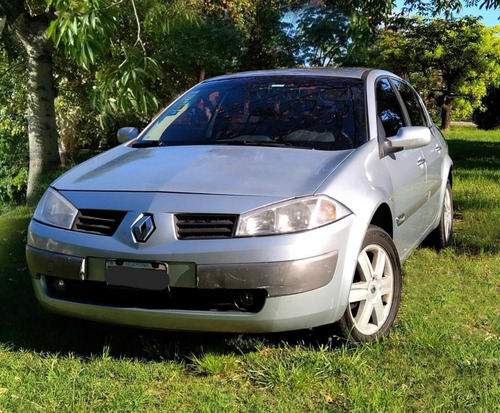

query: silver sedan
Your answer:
[26,68,453,342]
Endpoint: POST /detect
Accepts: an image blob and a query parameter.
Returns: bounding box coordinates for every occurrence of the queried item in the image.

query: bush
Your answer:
[473,86,500,130]
[0,115,29,205]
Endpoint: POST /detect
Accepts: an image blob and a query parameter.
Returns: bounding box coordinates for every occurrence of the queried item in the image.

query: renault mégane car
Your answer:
[26,68,453,342]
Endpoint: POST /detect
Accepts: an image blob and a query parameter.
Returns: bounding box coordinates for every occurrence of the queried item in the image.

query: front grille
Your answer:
[175,214,238,239]
[73,209,127,236]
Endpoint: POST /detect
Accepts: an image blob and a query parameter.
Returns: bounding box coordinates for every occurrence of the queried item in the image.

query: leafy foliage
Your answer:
[54,56,110,154]
[238,0,299,70]
[47,0,201,125]
[0,115,28,204]
[323,0,394,58]
[93,49,162,125]
[368,17,500,128]
[47,0,117,68]
[294,5,350,66]
[401,0,500,17]
[1,0,500,205]
[40,0,500,129]
[0,48,28,205]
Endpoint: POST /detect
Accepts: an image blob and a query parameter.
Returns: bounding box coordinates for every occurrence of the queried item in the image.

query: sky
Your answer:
[458,4,499,26]
[395,1,499,26]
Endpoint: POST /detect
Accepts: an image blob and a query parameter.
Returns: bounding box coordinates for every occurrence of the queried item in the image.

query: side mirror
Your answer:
[117,127,139,143]
[383,126,431,156]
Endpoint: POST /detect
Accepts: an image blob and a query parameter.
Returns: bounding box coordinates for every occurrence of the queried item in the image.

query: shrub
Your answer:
[0,114,29,205]
[473,86,500,130]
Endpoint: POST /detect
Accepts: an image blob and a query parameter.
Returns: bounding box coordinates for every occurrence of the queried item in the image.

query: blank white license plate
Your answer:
[105,261,169,291]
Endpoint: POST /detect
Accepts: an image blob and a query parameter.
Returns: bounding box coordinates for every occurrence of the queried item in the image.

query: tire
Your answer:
[428,181,453,250]
[339,225,402,343]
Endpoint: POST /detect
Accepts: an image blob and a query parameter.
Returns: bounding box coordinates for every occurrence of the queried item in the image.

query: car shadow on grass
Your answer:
[1,280,346,361]
[447,138,500,169]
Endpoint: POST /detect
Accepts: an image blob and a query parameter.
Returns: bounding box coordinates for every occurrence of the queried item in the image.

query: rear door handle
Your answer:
[435,145,442,152]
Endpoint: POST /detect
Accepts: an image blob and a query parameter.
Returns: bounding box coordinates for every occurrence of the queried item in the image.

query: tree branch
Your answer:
[0,60,24,80]
[131,0,146,54]
[107,0,125,9]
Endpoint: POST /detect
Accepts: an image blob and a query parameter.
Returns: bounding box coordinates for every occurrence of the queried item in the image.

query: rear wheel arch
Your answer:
[427,179,453,250]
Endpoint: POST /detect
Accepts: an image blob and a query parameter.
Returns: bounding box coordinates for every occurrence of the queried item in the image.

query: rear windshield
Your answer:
[138,76,367,151]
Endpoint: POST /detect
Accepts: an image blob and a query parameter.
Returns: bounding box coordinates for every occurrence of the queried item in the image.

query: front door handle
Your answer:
[417,158,426,167]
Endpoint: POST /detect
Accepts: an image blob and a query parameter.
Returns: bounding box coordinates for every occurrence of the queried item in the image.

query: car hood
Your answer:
[53,145,353,198]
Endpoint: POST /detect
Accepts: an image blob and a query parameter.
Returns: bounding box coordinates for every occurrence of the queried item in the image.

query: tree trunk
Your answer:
[14,11,61,205]
[440,102,452,130]
[197,67,206,83]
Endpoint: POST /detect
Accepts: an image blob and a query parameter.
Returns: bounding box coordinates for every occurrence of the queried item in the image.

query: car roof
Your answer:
[205,68,376,83]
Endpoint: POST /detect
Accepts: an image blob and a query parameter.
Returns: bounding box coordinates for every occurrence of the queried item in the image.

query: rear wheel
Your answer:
[428,181,453,250]
[339,225,401,342]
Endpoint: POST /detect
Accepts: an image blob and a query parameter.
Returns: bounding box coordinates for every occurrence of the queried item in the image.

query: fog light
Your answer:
[235,290,255,311]
[53,278,66,293]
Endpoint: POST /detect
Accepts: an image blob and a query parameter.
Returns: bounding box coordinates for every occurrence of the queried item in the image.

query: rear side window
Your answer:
[376,78,406,137]
[393,79,428,127]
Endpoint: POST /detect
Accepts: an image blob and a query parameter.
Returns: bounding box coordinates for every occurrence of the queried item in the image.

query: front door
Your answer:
[376,77,429,256]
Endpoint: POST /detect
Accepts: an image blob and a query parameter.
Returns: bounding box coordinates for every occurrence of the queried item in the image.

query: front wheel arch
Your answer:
[370,203,393,239]
[338,225,402,343]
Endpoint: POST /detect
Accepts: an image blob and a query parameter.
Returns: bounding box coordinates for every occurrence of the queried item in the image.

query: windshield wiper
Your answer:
[131,140,166,148]
[216,137,293,147]
[132,138,295,148]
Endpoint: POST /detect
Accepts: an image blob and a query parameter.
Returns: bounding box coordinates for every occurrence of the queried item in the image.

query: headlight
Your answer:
[236,195,351,237]
[33,188,78,229]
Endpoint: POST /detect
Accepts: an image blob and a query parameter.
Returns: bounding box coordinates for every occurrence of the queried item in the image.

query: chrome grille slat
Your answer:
[175,214,238,239]
[73,209,127,236]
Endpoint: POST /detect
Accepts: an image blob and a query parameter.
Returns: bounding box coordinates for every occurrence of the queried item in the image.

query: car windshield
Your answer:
[138,76,367,151]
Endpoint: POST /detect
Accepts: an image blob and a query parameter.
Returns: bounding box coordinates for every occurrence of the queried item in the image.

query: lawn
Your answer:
[0,125,498,412]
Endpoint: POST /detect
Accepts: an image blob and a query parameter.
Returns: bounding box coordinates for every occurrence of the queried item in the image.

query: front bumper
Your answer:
[27,245,337,297]
[31,276,340,333]
[27,246,342,333]
[26,195,361,333]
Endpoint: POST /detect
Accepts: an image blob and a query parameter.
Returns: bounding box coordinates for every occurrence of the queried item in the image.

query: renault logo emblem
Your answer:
[132,214,155,243]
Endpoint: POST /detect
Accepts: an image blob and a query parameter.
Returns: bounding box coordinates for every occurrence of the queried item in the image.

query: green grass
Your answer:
[0,125,499,412]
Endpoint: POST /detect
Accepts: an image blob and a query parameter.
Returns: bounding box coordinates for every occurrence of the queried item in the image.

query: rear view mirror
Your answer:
[389,126,431,150]
[382,126,431,156]
[117,127,139,143]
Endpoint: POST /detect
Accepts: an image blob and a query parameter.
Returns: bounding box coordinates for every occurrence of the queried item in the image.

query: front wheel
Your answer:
[338,225,402,343]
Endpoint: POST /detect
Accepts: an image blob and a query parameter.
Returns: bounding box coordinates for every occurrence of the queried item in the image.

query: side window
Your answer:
[376,78,406,137]
[393,80,428,127]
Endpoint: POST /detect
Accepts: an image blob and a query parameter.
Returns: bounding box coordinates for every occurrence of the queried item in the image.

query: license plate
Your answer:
[105,260,169,291]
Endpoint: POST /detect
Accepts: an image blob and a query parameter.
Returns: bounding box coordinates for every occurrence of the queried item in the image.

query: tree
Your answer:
[400,0,500,18]
[2,0,500,206]
[47,0,173,126]
[238,0,299,70]
[369,17,500,129]
[47,0,255,125]
[294,5,350,66]
[147,0,247,88]
[0,0,61,204]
